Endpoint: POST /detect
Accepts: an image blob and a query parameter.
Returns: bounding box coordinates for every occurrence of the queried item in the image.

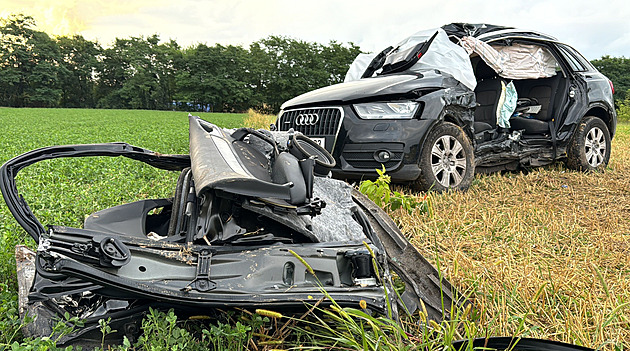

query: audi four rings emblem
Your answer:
[295,113,319,125]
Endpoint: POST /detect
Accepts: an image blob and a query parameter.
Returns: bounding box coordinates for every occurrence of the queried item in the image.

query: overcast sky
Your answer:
[1,0,629,60]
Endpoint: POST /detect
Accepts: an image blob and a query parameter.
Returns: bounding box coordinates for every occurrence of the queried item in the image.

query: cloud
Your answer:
[0,0,628,59]
[0,0,169,37]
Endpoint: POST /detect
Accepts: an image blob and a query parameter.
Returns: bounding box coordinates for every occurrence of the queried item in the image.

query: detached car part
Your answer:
[1,115,458,347]
[453,337,594,351]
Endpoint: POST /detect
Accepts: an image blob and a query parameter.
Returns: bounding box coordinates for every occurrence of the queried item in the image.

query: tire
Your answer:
[566,116,611,171]
[413,122,475,192]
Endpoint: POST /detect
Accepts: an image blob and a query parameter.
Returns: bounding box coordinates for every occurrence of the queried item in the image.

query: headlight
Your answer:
[353,101,419,119]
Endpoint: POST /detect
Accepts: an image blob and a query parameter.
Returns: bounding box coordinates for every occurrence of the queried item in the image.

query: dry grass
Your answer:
[392,122,630,349]
[242,108,277,130]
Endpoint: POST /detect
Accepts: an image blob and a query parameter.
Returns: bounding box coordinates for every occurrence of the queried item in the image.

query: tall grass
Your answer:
[391,122,630,349]
[242,108,277,130]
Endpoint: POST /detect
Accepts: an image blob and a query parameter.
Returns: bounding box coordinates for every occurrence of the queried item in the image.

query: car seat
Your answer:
[473,60,504,134]
[510,75,561,134]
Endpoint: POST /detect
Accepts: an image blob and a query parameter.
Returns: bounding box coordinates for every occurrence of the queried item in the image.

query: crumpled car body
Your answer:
[1,115,456,347]
[276,23,617,192]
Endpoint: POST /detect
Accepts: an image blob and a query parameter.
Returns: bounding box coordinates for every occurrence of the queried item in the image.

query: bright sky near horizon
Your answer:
[1,0,629,60]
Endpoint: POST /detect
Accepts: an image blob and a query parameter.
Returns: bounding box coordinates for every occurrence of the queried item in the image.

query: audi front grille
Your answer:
[278,107,343,136]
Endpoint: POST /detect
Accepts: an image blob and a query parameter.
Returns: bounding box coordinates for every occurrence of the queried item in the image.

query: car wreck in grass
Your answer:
[1,114,457,347]
[276,23,617,191]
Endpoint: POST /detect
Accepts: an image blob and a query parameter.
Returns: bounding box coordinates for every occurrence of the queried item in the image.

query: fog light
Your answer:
[375,150,391,162]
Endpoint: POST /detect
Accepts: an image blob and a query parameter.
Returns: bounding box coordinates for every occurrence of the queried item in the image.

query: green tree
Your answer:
[175,43,253,112]
[321,40,362,85]
[591,55,630,102]
[250,36,326,112]
[0,14,64,107]
[95,39,129,108]
[250,36,362,112]
[57,35,102,107]
[96,34,181,110]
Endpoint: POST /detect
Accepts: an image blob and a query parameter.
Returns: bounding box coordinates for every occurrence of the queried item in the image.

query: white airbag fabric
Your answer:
[460,36,558,80]
[345,28,477,91]
[498,81,517,128]
[344,53,377,82]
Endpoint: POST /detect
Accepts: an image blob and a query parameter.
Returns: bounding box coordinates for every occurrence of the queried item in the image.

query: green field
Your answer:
[0,108,628,349]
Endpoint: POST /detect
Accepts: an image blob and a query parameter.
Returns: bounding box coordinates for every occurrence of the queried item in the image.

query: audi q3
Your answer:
[276,23,617,191]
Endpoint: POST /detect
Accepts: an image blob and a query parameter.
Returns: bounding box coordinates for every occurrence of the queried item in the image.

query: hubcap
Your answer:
[584,127,606,168]
[431,135,467,187]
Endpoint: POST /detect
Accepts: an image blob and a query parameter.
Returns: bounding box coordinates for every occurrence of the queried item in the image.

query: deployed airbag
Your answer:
[498,81,518,128]
[345,28,477,91]
[460,36,558,80]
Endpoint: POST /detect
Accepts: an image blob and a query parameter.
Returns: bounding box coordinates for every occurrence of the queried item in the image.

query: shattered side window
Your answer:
[557,44,591,72]
[311,177,366,242]
[557,44,587,72]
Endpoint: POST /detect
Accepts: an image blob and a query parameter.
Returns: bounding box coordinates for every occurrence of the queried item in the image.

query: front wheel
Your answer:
[566,116,611,171]
[413,122,475,192]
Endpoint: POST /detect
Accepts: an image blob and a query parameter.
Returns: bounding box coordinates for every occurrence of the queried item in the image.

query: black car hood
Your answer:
[280,72,450,109]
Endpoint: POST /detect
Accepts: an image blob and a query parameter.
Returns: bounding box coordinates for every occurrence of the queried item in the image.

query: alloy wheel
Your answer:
[584,126,606,168]
[430,135,467,187]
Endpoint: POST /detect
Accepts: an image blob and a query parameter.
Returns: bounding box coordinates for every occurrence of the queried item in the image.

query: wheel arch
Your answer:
[584,104,615,138]
[443,113,475,146]
[442,114,459,125]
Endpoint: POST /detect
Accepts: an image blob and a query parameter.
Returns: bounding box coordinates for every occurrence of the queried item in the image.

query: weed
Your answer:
[359,165,430,215]
[135,308,197,350]
[0,283,24,346]
[98,317,116,350]
[202,321,251,351]
[281,244,526,350]
[3,312,83,351]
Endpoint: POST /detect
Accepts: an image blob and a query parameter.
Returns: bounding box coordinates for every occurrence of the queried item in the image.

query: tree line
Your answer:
[1,14,629,114]
[591,56,630,102]
[0,14,361,113]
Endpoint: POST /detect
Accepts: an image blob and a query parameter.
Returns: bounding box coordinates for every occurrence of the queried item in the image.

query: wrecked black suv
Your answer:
[276,23,617,191]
